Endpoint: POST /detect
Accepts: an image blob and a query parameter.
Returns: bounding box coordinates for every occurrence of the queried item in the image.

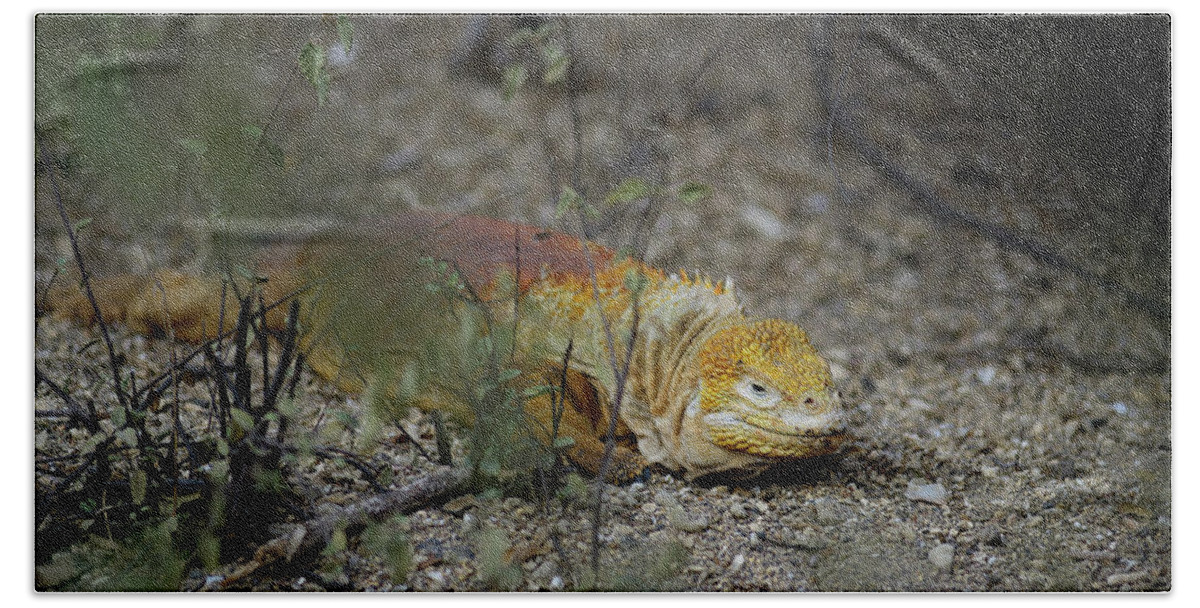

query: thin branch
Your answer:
[37,137,130,411]
[205,466,470,590]
[560,16,648,576]
[35,366,100,433]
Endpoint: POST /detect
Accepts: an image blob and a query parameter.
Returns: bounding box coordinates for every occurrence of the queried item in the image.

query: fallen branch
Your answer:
[207,466,471,590]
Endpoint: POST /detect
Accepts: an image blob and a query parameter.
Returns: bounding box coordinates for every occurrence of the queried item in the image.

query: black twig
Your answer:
[35,366,100,433]
[559,16,648,577]
[37,137,130,411]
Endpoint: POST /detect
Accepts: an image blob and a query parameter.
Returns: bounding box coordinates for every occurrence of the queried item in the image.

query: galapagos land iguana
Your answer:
[46,211,846,480]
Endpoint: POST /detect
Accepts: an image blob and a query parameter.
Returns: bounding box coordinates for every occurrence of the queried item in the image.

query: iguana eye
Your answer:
[749,382,768,396]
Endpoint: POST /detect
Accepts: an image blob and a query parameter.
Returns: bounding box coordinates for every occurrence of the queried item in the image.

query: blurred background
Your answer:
[35,14,1170,374]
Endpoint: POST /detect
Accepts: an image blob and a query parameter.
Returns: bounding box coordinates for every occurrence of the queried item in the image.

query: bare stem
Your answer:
[37,137,131,411]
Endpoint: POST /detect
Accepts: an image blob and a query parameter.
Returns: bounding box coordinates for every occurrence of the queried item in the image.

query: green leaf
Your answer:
[505,27,535,47]
[552,436,576,450]
[533,23,556,42]
[605,178,650,206]
[336,15,354,55]
[555,186,583,219]
[479,456,502,478]
[334,409,359,431]
[496,368,522,384]
[522,384,555,400]
[110,405,126,428]
[177,137,207,157]
[73,217,93,233]
[233,264,259,281]
[624,268,649,294]
[502,64,527,101]
[298,42,330,106]
[677,182,712,204]
[242,124,264,139]
[326,524,348,555]
[276,397,298,419]
[198,532,221,572]
[542,47,569,85]
[363,515,412,582]
[229,408,255,435]
[130,469,147,505]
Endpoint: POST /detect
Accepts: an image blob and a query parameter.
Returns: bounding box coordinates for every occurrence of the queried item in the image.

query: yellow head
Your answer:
[692,319,845,463]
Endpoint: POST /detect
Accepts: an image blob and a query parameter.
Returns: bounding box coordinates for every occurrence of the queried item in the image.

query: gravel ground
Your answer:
[34,15,1170,592]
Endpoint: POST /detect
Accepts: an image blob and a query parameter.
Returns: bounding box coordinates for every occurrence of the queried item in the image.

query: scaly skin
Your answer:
[512,256,846,479]
[45,211,846,480]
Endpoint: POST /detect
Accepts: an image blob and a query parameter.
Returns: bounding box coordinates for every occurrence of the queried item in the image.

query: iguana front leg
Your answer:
[521,368,648,483]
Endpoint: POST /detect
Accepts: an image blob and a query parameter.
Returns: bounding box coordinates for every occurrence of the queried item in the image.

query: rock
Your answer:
[975,366,997,385]
[426,570,447,590]
[729,554,746,573]
[1106,570,1149,586]
[530,560,558,583]
[977,525,1005,547]
[929,543,955,570]
[657,489,709,532]
[461,512,478,533]
[549,576,564,590]
[905,479,949,505]
[811,497,844,525]
[741,204,785,240]
[729,503,749,519]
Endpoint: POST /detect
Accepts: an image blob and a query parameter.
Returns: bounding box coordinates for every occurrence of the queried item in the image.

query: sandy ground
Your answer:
[34,15,1169,591]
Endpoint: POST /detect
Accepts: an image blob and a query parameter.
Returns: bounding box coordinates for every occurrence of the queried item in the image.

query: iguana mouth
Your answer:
[704,411,846,458]
[739,418,846,439]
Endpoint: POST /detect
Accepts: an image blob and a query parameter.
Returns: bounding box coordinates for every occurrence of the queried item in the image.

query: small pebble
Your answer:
[741,204,784,240]
[658,489,709,532]
[905,479,948,505]
[929,543,954,570]
[1106,570,1148,586]
[729,554,746,573]
[549,576,564,591]
[729,503,748,519]
[530,560,557,582]
[812,497,842,525]
[975,366,997,385]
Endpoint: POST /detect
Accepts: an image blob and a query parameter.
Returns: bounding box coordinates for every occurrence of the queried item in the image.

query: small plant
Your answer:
[361,514,414,584]
[473,526,522,591]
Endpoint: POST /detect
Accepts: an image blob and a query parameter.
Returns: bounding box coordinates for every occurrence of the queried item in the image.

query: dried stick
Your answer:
[559,16,646,576]
[206,466,470,590]
[37,138,130,411]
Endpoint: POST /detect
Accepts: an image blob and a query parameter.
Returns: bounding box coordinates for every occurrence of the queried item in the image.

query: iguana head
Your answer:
[680,319,845,475]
